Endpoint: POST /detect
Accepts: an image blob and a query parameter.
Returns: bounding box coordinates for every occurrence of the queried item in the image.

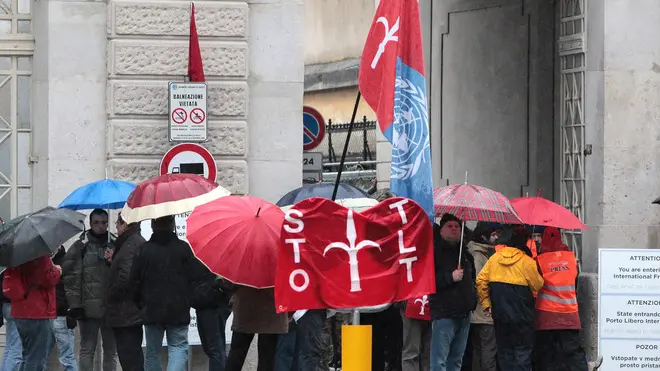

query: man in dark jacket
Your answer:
[188,256,233,371]
[61,208,117,371]
[429,214,477,371]
[105,213,146,371]
[131,215,194,371]
[47,246,78,371]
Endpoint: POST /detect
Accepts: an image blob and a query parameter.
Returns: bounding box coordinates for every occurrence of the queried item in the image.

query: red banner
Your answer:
[405,295,430,321]
[275,197,435,312]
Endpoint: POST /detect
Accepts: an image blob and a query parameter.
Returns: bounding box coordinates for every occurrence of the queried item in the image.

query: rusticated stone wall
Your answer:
[105,1,250,194]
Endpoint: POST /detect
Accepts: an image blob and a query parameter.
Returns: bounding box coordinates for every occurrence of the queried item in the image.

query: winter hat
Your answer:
[439,213,461,229]
[526,225,546,234]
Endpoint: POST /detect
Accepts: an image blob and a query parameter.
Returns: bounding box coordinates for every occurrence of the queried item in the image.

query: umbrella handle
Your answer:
[457,221,465,269]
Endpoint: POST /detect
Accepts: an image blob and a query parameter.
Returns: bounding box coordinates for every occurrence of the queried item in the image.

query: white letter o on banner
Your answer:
[289,269,310,292]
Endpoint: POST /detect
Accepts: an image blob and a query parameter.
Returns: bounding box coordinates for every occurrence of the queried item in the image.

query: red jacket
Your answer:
[11,256,61,319]
[534,227,581,330]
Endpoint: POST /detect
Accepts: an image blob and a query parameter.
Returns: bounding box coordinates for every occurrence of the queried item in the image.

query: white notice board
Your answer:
[168,82,208,142]
[599,249,660,370]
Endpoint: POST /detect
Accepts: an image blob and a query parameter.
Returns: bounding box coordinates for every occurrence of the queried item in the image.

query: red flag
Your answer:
[188,3,205,82]
[358,0,425,137]
[274,197,435,312]
[404,295,430,321]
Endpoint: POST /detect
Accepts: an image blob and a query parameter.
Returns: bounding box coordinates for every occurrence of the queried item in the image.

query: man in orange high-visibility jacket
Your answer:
[534,227,588,371]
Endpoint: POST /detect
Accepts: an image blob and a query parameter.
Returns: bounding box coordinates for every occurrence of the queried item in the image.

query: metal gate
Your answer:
[0,0,33,223]
[558,0,586,262]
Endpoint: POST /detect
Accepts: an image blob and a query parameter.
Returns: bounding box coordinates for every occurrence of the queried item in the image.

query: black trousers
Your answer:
[226,331,278,371]
[113,325,144,371]
[534,330,588,371]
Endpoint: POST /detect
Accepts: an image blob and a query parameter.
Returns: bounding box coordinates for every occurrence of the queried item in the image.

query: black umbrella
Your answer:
[653,197,660,205]
[276,182,372,206]
[0,207,85,267]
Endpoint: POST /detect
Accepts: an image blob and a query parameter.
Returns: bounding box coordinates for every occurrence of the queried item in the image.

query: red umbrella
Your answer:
[510,197,587,230]
[435,183,522,269]
[433,185,522,224]
[121,174,230,224]
[186,196,284,288]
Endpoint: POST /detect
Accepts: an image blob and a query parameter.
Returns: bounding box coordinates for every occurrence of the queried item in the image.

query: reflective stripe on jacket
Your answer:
[536,250,578,313]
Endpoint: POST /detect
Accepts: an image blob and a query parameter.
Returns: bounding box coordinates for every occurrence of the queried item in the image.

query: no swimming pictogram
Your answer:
[190,108,206,124]
[172,108,187,124]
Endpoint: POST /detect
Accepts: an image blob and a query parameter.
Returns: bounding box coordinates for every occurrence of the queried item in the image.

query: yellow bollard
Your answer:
[342,325,372,371]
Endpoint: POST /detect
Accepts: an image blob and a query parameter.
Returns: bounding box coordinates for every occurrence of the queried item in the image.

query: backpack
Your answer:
[2,267,30,301]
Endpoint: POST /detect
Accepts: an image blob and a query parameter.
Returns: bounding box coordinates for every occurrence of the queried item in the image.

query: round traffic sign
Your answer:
[160,143,217,183]
[303,106,325,151]
[172,108,187,124]
[190,108,206,124]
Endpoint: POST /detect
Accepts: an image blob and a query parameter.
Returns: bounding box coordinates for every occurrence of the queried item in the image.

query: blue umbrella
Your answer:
[276,182,372,206]
[59,179,137,211]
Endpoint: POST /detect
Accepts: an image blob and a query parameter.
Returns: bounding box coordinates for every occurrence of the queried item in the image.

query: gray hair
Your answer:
[373,188,395,202]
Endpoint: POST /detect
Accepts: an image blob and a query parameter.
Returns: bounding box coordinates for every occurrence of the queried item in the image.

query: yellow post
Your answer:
[342,325,372,371]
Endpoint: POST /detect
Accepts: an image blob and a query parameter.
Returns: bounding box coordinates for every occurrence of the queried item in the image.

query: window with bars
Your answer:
[0,0,32,223]
[0,0,31,35]
[559,0,586,264]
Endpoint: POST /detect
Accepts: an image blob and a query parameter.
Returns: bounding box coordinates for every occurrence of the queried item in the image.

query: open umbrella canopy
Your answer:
[510,197,587,230]
[187,196,284,288]
[59,178,136,210]
[276,183,372,206]
[0,207,85,267]
[433,184,522,224]
[121,173,230,224]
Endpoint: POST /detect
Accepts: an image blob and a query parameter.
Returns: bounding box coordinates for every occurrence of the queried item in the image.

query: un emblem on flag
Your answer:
[391,72,430,181]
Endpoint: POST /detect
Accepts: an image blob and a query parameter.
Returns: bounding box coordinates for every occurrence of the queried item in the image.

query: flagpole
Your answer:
[334,90,372,371]
[331,91,362,201]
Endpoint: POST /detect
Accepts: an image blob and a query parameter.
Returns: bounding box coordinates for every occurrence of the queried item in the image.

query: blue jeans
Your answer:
[2,303,22,371]
[14,318,53,371]
[196,307,229,371]
[48,316,78,371]
[430,317,471,371]
[274,321,297,371]
[144,324,188,371]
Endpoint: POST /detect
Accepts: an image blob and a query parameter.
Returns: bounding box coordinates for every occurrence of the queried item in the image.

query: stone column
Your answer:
[584,0,660,263]
[246,0,305,202]
[31,0,108,208]
[579,0,660,358]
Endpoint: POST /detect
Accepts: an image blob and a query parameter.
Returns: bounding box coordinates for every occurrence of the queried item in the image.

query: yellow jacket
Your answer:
[476,247,544,313]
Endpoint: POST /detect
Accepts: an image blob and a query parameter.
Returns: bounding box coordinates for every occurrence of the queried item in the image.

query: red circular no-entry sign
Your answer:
[160,143,217,183]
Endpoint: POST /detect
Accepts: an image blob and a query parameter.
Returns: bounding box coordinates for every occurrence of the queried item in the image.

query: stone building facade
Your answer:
[2,0,303,368]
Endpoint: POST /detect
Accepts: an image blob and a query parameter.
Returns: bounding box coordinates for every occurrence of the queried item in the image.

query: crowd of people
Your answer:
[352,214,589,371]
[0,206,590,371]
